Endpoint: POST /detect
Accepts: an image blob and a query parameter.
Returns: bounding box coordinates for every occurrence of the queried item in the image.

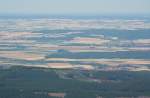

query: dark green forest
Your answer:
[0,66,150,98]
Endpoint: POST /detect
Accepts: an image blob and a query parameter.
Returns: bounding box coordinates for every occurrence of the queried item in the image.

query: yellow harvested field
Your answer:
[69,37,110,45]
[0,51,45,60]
[46,58,150,66]
[32,44,150,52]
[133,39,150,45]
[76,64,94,70]
[133,39,150,44]
[47,63,74,69]
[125,60,150,65]
[0,32,42,39]
[0,40,36,44]
[46,62,94,70]
[48,93,66,98]
[96,59,150,66]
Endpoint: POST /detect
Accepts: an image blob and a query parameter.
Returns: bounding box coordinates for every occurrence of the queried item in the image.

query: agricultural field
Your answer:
[0,18,150,98]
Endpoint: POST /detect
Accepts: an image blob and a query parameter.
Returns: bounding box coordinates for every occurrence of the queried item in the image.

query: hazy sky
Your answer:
[0,0,150,15]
